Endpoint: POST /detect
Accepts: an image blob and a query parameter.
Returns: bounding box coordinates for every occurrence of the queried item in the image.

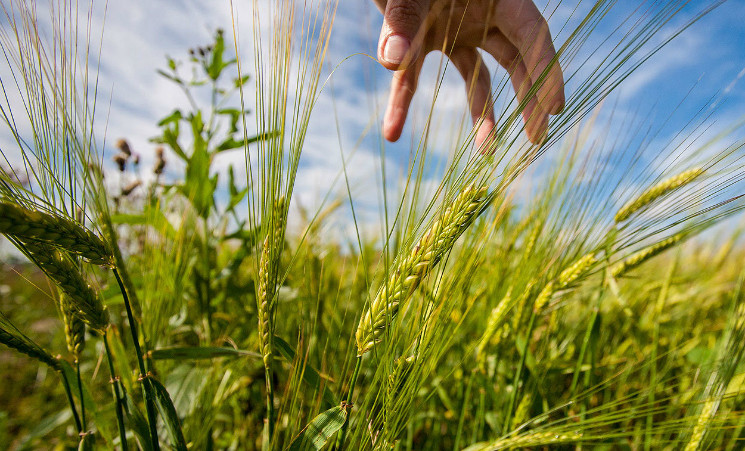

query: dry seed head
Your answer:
[615,167,703,223]
[154,146,166,175]
[24,241,109,332]
[356,185,488,355]
[115,138,132,156]
[113,153,128,172]
[121,180,142,196]
[612,233,684,278]
[0,201,114,267]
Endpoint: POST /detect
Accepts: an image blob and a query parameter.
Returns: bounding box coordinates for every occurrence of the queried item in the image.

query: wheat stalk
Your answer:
[615,168,703,223]
[23,241,109,332]
[0,201,113,267]
[356,184,489,356]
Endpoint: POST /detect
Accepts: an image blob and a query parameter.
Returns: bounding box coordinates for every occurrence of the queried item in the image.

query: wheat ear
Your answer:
[256,196,286,367]
[684,398,718,451]
[0,312,61,371]
[476,287,513,363]
[60,292,86,359]
[615,168,703,223]
[0,201,113,266]
[24,241,109,332]
[611,233,685,277]
[472,430,583,450]
[534,253,597,312]
[356,184,489,356]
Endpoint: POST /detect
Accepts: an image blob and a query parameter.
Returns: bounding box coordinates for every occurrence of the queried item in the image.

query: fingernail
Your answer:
[383,35,410,65]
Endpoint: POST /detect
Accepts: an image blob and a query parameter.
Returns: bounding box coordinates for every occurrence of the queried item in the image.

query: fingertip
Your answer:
[379,34,412,69]
[383,105,404,142]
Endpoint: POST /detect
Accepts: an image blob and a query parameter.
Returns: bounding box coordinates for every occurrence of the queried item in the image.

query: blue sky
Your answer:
[2,0,745,236]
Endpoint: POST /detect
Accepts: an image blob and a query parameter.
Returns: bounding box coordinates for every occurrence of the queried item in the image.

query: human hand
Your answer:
[372,0,565,147]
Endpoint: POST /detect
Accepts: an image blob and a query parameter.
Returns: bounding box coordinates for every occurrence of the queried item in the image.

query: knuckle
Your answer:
[385,1,427,33]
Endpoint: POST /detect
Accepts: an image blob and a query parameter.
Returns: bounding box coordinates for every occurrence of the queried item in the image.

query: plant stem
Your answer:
[77,360,87,431]
[113,267,160,450]
[104,332,129,451]
[503,312,536,434]
[61,368,82,433]
[334,356,362,451]
[264,364,275,444]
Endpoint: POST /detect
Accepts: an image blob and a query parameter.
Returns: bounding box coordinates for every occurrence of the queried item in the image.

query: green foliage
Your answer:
[2,1,745,451]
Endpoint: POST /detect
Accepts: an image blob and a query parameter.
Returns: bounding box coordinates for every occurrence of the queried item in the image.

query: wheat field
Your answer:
[1,1,745,450]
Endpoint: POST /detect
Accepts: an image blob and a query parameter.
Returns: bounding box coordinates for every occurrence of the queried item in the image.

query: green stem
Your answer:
[503,312,536,434]
[453,371,473,450]
[264,364,275,444]
[113,268,160,450]
[334,356,362,451]
[104,332,129,450]
[77,360,87,432]
[60,368,82,433]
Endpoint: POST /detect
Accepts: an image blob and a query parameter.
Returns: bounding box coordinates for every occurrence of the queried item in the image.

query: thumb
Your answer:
[378,0,429,70]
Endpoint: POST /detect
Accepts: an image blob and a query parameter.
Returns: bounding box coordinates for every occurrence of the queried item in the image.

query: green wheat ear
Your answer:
[612,233,686,278]
[0,201,114,267]
[24,241,109,332]
[615,168,703,223]
[60,292,86,359]
[0,312,62,371]
[356,184,489,356]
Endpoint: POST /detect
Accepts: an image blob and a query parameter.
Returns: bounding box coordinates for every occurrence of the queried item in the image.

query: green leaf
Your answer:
[150,346,261,361]
[207,30,226,80]
[215,137,246,153]
[287,406,347,451]
[234,74,250,88]
[123,390,154,451]
[157,109,182,127]
[150,377,187,451]
[274,336,336,408]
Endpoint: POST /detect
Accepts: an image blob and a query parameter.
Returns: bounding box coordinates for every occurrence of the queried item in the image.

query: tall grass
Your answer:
[1,0,745,450]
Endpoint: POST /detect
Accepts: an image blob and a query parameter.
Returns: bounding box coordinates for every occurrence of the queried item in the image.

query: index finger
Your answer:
[492,0,564,115]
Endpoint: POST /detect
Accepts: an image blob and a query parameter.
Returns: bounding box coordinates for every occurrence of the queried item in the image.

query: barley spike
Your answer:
[615,168,703,223]
[24,241,109,332]
[476,287,513,362]
[684,398,718,451]
[1,312,62,371]
[60,292,86,359]
[356,184,489,355]
[558,253,597,288]
[612,233,685,278]
[256,196,286,367]
[0,201,113,267]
